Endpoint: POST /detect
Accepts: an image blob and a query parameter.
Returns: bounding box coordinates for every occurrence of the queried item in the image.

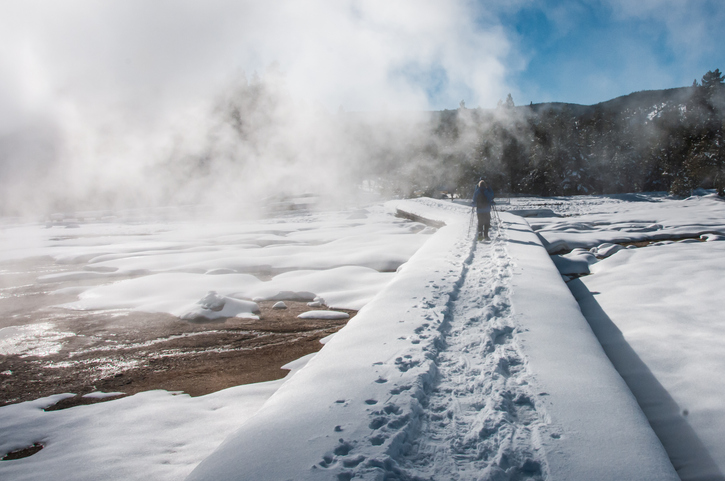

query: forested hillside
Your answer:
[195,69,725,206]
[344,70,725,198]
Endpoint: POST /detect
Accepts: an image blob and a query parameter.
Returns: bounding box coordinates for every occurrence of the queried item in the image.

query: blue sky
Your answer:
[495,0,725,106]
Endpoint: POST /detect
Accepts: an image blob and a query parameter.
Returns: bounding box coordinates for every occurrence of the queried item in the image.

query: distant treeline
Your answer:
[207,68,725,203]
[347,69,725,198]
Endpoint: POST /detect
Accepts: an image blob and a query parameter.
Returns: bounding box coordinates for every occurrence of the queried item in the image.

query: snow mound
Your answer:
[179,291,260,322]
[311,296,326,306]
[551,248,598,275]
[82,391,124,399]
[701,233,725,241]
[297,310,349,320]
[591,242,624,258]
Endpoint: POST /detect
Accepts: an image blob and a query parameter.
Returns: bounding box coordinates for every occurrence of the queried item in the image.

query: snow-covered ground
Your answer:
[0,205,430,479]
[526,192,725,481]
[1,193,724,480]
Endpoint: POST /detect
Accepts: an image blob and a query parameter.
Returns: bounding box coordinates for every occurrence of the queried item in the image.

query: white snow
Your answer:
[26,204,427,318]
[513,191,725,480]
[178,291,260,322]
[572,239,725,480]
[81,391,125,399]
[590,242,624,258]
[529,193,725,253]
[0,358,310,480]
[2,193,725,480]
[186,199,676,481]
[297,310,349,320]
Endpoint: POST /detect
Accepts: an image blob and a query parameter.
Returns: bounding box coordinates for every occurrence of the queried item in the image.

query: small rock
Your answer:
[199,291,225,311]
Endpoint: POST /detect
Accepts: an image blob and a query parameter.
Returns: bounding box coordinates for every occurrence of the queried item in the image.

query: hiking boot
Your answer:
[477,234,483,241]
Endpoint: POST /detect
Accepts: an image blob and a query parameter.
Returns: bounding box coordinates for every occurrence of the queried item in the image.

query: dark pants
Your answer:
[477,212,491,238]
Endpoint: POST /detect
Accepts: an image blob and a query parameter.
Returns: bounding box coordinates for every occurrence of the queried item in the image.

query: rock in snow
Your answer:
[198,291,225,311]
[180,291,260,322]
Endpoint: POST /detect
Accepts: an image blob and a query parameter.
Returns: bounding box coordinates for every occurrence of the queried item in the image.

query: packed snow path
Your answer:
[188,199,679,481]
[397,230,546,479]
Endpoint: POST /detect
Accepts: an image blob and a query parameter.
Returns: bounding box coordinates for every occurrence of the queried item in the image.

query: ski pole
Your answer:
[468,205,475,238]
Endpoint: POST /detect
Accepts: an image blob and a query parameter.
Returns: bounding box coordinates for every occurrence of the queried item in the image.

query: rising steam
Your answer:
[0,0,515,219]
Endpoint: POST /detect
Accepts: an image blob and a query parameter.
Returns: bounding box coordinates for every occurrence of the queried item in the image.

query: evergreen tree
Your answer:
[701,69,724,90]
[505,94,515,109]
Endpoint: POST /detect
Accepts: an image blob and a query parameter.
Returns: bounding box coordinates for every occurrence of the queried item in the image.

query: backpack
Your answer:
[476,188,490,209]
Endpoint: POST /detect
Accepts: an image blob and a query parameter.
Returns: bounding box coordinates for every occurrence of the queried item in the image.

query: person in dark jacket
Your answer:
[472,180,495,241]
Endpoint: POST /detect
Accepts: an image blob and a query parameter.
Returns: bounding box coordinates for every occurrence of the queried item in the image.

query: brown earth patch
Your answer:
[0,443,44,461]
[0,257,354,408]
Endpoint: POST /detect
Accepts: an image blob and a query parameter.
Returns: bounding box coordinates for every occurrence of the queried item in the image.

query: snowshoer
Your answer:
[472,180,495,241]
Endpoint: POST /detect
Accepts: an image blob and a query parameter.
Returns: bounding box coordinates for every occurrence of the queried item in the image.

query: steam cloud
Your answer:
[4,0,721,217]
[0,0,516,218]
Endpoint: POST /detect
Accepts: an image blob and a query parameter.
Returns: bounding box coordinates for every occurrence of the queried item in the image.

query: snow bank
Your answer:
[24,206,424,318]
[0,362,310,481]
[62,266,393,316]
[573,240,725,480]
[534,195,725,253]
[504,215,677,481]
[534,193,725,480]
[550,248,598,276]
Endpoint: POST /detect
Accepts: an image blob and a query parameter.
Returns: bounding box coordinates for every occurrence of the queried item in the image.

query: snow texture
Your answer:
[5,193,725,480]
[0,358,311,481]
[2,205,428,318]
[187,199,677,481]
[297,310,349,320]
[524,191,725,481]
[532,194,725,253]
[179,291,260,322]
[573,241,725,480]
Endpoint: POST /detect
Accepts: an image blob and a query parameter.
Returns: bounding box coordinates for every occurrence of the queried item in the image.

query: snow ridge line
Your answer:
[392,225,549,480]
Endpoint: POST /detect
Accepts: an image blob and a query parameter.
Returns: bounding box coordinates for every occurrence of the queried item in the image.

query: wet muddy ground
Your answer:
[0,257,353,408]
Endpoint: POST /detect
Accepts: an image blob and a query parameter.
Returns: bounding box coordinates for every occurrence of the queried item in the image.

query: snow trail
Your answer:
[187,202,678,481]
[394,226,548,480]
